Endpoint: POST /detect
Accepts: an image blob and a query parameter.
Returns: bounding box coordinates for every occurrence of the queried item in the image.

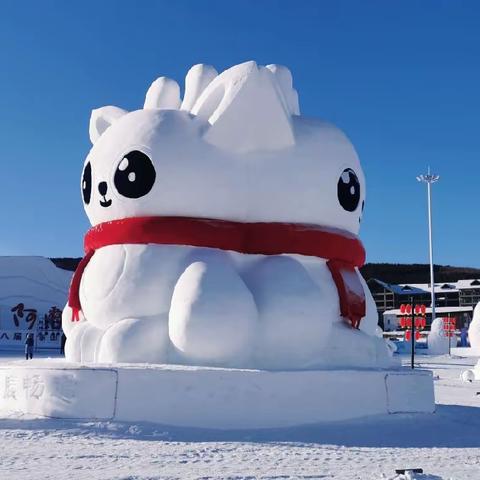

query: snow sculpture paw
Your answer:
[169,258,257,367]
[62,304,87,362]
[97,315,169,364]
[63,302,169,364]
[245,256,334,369]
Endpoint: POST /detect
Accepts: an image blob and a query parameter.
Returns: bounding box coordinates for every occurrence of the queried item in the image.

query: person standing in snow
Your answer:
[25,333,34,360]
[60,332,66,355]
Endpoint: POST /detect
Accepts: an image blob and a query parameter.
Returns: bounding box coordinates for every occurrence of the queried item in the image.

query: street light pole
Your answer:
[416,167,440,325]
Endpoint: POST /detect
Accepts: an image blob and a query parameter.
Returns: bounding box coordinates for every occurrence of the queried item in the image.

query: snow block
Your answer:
[385,371,435,414]
[0,362,435,428]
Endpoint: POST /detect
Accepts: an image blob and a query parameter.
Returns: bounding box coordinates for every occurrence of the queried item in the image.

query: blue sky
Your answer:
[1,0,479,266]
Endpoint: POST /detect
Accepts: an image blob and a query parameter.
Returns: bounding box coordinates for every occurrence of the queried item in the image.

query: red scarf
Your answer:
[69,216,366,328]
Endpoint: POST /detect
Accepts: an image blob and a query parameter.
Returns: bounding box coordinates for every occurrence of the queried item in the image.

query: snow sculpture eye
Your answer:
[337,168,360,212]
[114,151,156,199]
[82,162,92,205]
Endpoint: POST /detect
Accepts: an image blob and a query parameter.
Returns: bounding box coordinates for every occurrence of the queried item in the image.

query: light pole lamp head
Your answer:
[417,173,440,184]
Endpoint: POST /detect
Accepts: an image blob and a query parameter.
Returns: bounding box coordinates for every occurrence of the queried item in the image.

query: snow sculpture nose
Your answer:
[98,182,108,196]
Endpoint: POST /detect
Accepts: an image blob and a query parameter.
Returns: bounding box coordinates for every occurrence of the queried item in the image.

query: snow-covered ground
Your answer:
[1,349,479,480]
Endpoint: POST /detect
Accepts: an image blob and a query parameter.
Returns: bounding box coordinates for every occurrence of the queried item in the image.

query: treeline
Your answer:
[360,263,480,284]
[50,257,480,285]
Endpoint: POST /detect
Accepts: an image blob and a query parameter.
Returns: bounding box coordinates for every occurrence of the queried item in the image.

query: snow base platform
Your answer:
[0,361,435,429]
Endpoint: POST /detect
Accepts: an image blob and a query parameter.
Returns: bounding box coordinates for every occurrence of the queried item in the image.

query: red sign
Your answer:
[443,317,456,337]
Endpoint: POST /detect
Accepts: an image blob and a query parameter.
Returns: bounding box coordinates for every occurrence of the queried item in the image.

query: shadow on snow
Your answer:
[0,403,478,448]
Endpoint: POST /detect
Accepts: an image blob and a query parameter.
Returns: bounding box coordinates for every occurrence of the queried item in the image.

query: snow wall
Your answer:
[0,257,71,350]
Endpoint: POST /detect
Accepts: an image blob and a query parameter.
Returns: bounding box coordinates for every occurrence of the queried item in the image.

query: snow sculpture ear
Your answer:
[191,61,295,154]
[266,64,300,115]
[89,106,128,144]
[181,64,218,112]
[144,77,181,110]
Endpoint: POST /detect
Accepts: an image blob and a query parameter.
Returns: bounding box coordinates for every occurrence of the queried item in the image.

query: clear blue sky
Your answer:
[1,0,479,267]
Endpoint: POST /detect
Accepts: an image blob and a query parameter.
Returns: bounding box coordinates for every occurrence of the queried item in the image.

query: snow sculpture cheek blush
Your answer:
[62,61,391,369]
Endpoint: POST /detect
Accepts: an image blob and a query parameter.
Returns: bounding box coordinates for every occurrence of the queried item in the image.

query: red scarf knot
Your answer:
[68,216,366,328]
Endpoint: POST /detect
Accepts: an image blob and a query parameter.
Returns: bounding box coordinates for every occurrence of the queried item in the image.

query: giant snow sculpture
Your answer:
[62,61,391,369]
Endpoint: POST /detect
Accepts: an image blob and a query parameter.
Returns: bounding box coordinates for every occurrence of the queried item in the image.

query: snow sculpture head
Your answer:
[82,61,365,234]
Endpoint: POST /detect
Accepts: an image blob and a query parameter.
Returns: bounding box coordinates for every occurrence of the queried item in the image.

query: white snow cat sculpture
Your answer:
[63,61,391,369]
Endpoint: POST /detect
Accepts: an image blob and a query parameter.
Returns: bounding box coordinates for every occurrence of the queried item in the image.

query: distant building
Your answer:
[367,278,480,330]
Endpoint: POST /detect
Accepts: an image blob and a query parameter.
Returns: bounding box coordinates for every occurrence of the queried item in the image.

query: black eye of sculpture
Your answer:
[114,151,156,199]
[82,162,92,205]
[337,168,361,212]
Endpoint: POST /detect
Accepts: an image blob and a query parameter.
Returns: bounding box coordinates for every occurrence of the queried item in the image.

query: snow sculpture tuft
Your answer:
[63,61,391,369]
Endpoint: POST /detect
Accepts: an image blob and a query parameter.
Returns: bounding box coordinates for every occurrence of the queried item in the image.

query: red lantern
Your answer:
[405,330,411,341]
[400,304,406,314]
[406,304,412,315]
[415,331,421,341]
[421,304,426,315]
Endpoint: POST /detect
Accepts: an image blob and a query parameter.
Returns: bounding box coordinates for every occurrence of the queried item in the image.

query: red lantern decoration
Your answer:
[442,317,456,336]
[400,304,406,314]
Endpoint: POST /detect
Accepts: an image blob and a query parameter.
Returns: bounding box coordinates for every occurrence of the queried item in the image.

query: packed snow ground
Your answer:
[0,349,479,480]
